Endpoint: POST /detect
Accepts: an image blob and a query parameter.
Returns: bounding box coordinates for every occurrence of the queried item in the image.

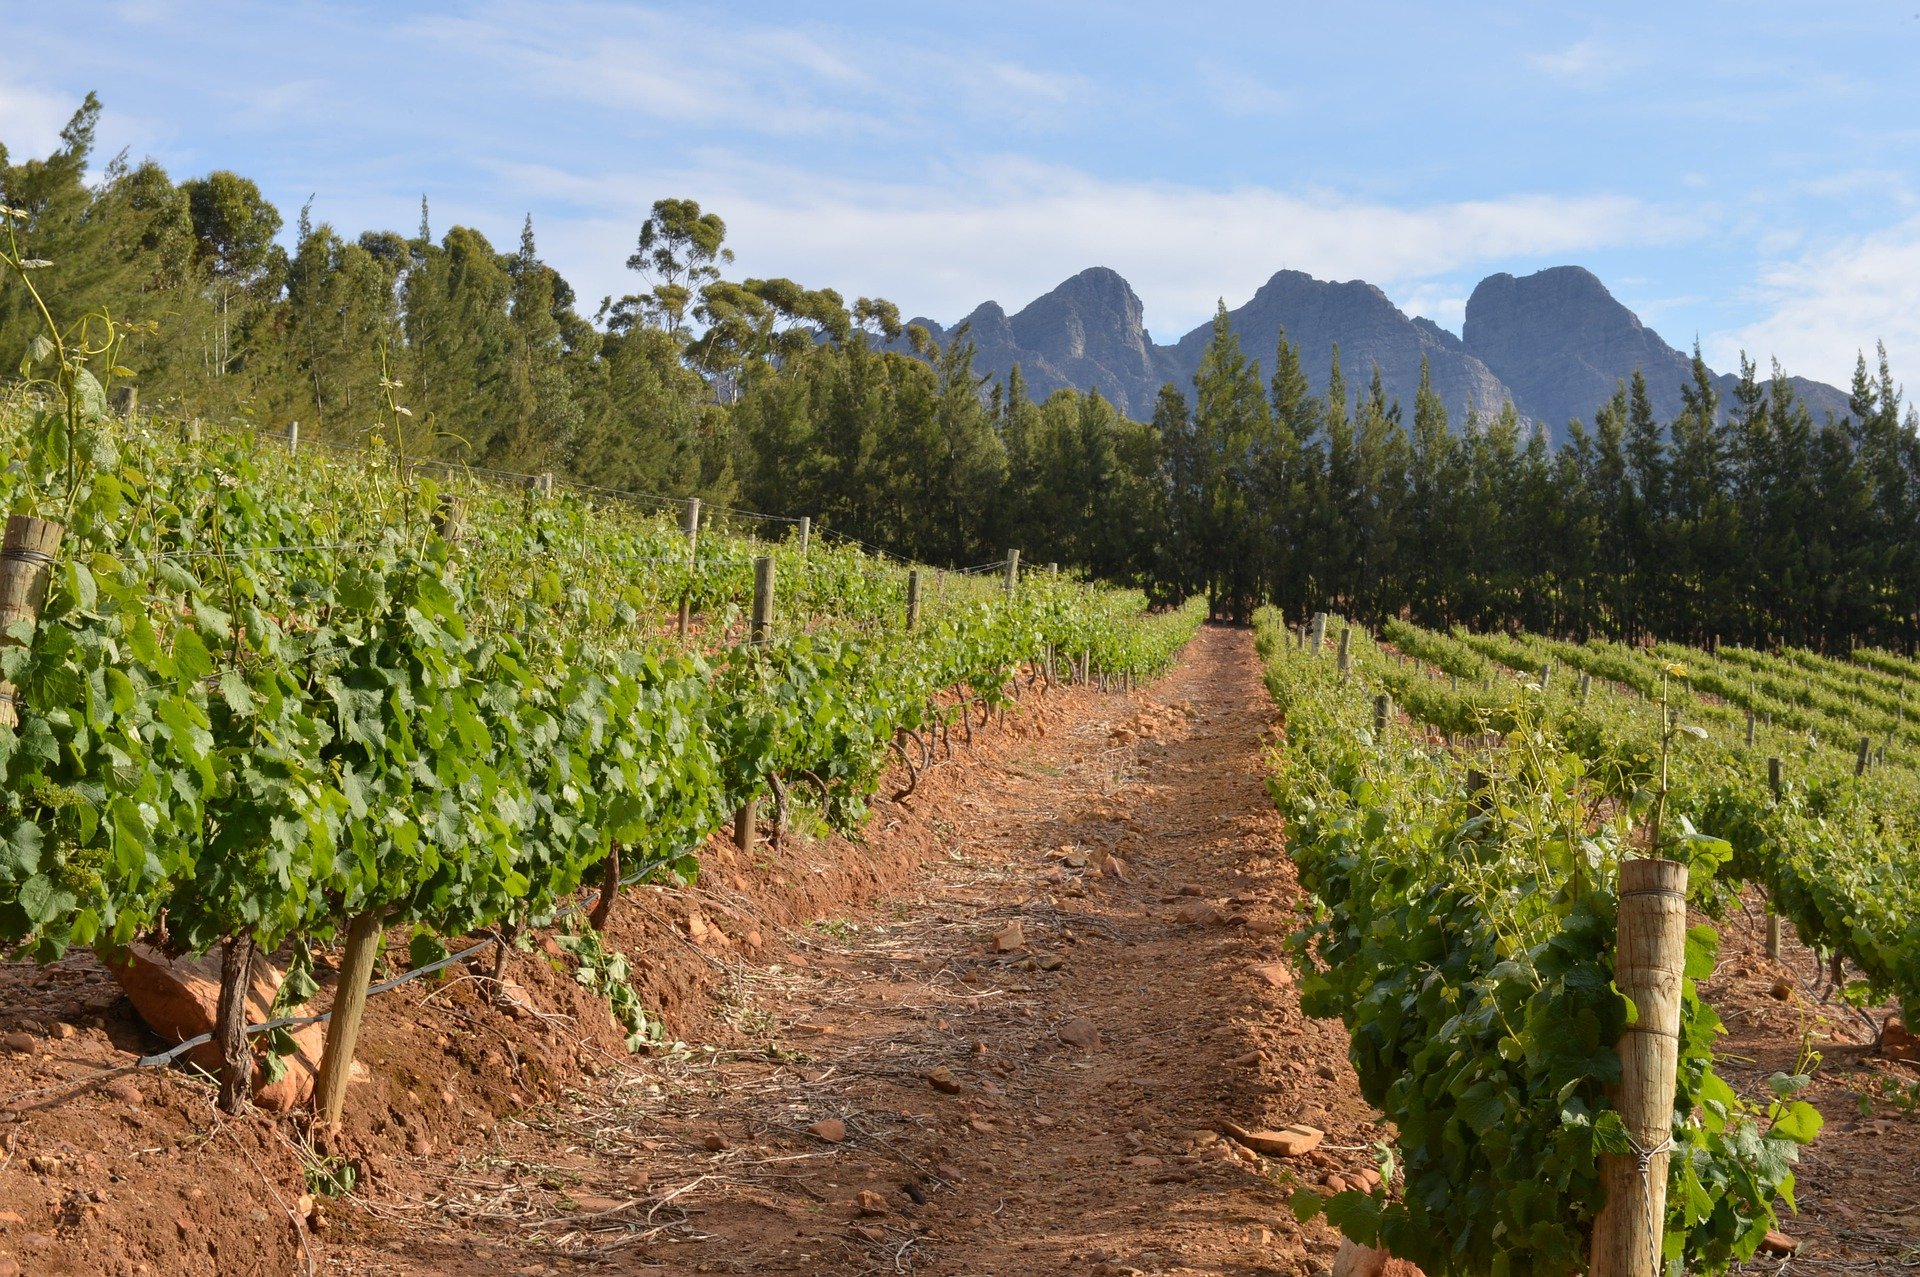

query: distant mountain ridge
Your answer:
[898,264,1851,435]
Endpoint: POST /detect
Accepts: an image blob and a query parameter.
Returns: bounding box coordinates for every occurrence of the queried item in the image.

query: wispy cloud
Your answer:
[1397,283,1473,334]
[6,0,1905,392]
[1795,167,1916,204]
[1526,38,1621,82]
[1201,65,1293,118]
[501,155,1700,341]
[0,72,79,158]
[1713,214,1920,388]
[403,0,1088,142]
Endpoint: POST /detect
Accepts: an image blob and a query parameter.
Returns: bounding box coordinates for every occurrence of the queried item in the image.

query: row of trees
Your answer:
[5,96,1917,652]
[1164,308,1918,652]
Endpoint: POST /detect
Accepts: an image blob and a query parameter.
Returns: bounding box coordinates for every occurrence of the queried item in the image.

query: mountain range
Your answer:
[895,264,1850,436]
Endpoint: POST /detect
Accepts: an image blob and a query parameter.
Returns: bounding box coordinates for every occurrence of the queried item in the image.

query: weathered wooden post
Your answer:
[431,494,465,545]
[1579,672,1592,702]
[286,420,299,454]
[1337,626,1352,676]
[112,385,137,419]
[797,516,810,553]
[734,792,759,852]
[1003,549,1020,597]
[1539,662,1552,690]
[1745,709,1756,747]
[678,497,700,638]
[1591,857,1688,1277]
[1856,735,1871,777]
[1310,612,1327,652]
[1765,757,1783,961]
[1373,693,1391,739]
[749,555,775,643]
[736,556,776,851]
[0,516,64,731]
[905,570,921,631]
[679,496,700,548]
[315,908,386,1126]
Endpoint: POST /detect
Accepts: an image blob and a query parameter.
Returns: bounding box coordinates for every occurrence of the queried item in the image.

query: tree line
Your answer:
[4,95,1916,652]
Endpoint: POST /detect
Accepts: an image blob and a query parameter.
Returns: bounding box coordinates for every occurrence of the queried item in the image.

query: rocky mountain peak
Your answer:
[1464,265,1848,428]
[895,262,1849,436]
[1167,269,1512,424]
[1009,266,1152,369]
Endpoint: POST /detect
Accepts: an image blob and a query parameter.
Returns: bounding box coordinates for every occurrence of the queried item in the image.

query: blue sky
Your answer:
[5,1,1918,387]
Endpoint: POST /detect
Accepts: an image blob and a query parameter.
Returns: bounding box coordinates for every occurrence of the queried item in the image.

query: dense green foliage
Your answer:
[1376,620,1920,1024]
[0,389,1203,974]
[8,98,1919,654]
[1255,610,1817,1275]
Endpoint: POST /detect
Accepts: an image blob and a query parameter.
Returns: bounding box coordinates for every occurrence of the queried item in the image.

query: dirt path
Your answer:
[6,625,1906,1275]
[332,625,1378,1275]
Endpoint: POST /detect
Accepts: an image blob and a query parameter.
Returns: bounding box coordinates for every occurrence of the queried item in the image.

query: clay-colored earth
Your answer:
[0,626,1913,1275]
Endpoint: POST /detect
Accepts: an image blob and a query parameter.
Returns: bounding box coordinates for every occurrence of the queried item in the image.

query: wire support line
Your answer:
[154,542,380,560]
[132,848,692,1070]
[557,481,688,512]
[701,503,805,524]
[407,459,555,485]
[816,528,921,567]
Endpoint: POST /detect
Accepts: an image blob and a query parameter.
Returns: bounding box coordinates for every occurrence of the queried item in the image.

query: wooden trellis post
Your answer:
[736,556,776,851]
[315,908,386,1126]
[0,516,64,731]
[682,497,701,554]
[1591,857,1688,1277]
[679,498,700,638]
[749,556,775,643]
[1765,757,1783,960]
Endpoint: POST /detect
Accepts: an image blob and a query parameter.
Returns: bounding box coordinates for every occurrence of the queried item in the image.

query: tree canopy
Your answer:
[5,96,1918,653]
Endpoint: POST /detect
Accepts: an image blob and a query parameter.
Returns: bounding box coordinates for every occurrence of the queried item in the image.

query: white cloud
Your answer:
[503,156,1697,341]
[1201,65,1293,118]
[1526,39,1621,82]
[403,1,1087,142]
[0,76,76,158]
[1796,168,1916,205]
[1713,215,1920,390]
[1397,284,1472,334]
